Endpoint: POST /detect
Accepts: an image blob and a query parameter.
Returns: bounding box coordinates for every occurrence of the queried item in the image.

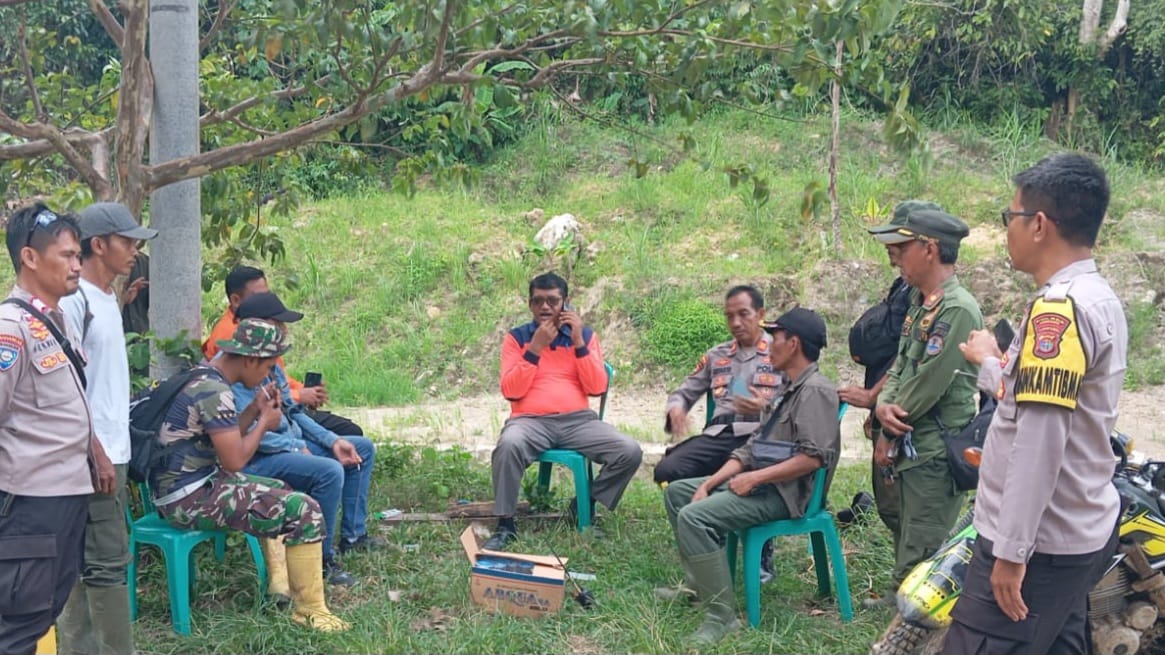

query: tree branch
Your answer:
[199,0,237,51]
[0,128,112,161]
[0,110,112,198]
[114,0,149,210]
[429,0,456,74]
[199,79,323,128]
[519,57,607,88]
[87,0,124,49]
[17,20,45,120]
[1099,0,1130,54]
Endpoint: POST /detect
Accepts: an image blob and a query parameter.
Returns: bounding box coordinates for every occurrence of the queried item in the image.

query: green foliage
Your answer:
[126,330,204,393]
[1126,300,1165,389]
[369,445,493,511]
[640,298,729,377]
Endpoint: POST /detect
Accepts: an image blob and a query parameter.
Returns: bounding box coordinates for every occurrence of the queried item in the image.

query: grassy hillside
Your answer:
[222,109,1165,405]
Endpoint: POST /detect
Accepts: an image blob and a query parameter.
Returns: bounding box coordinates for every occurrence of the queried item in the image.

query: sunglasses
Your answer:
[24,209,60,248]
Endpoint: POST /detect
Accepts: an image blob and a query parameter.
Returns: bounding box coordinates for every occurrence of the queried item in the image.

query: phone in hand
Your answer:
[303,371,323,388]
[992,319,1016,354]
[559,302,575,337]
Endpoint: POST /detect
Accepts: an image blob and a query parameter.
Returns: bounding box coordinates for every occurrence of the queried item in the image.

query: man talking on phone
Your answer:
[484,272,642,550]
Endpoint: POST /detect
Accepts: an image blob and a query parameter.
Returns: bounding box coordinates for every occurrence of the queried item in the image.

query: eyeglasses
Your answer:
[24,209,60,248]
[1000,209,1038,228]
[529,295,563,308]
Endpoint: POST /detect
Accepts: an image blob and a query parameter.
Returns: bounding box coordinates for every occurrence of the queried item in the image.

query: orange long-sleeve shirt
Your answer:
[500,322,608,417]
[203,309,304,402]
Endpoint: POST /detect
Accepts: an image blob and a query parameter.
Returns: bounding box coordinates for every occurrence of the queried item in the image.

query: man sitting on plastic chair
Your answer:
[484,272,642,551]
[659,308,841,649]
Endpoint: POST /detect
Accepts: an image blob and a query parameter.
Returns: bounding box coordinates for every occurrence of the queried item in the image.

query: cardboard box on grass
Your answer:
[460,526,566,618]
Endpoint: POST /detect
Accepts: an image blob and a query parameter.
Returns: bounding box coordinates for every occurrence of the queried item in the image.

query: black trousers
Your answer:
[306,408,364,436]
[942,529,1118,655]
[0,492,88,655]
[653,432,749,484]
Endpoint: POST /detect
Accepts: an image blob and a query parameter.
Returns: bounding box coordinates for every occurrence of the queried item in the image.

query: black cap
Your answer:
[236,292,304,323]
[763,307,828,350]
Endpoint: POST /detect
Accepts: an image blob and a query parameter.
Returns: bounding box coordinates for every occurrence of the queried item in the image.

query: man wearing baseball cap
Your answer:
[868,207,984,606]
[660,307,841,648]
[231,291,382,592]
[57,202,157,655]
[151,318,349,632]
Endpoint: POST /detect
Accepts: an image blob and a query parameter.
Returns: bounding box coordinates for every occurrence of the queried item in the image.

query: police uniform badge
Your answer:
[0,334,22,371]
[1015,298,1085,409]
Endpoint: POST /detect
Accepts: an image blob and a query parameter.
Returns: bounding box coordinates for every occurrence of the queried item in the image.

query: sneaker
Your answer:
[482,527,518,551]
[339,534,388,555]
[324,558,357,587]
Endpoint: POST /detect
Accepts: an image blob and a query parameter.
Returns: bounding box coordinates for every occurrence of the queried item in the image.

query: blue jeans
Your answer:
[307,437,375,548]
[244,450,343,559]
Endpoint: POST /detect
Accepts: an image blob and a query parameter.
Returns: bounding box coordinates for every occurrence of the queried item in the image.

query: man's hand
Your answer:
[990,558,1029,622]
[94,444,116,495]
[733,387,766,415]
[332,439,363,467]
[874,403,912,437]
[528,319,558,355]
[298,384,328,408]
[558,309,584,347]
[691,482,712,503]
[254,383,282,432]
[960,329,1003,367]
[874,434,896,468]
[728,471,760,497]
[666,407,691,441]
[838,385,876,409]
[123,277,148,306]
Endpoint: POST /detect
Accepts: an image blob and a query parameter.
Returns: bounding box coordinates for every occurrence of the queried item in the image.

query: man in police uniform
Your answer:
[656,285,786,484]
[870,208,983,606]
[0,203,113,654]
[942,154,1125,654]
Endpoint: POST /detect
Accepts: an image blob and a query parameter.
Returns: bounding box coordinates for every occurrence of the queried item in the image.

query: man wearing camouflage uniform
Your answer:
[870,209,984,606]
[150,318,349,632]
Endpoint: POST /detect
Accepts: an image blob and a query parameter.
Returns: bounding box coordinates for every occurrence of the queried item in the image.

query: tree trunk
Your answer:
[148,0,201,378]
[828,40,842,256]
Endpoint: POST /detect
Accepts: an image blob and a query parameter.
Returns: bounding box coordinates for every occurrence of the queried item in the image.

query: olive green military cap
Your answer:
[216,318,291,358]
[867,199,945,234]
[871,209,970,248]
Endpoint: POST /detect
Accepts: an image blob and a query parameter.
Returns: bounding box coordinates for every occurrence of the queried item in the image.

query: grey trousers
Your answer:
[664,476,792,558]
[491,409,642,516]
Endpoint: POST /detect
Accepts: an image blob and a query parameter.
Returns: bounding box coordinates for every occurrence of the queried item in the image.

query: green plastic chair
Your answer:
[127,481,268,635]
[535,361,614,532]
[725,402,854,625]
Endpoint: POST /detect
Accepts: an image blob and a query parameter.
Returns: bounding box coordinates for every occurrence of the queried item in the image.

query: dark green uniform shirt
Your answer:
[878,274,983,471]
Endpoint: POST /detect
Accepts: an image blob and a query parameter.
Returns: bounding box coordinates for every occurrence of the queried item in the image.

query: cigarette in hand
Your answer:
[261,385,273,400]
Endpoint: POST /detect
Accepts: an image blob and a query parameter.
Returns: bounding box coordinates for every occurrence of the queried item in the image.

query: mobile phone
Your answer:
[992,319,1016,354]
[559,302,575,336]
[304,372,323,388]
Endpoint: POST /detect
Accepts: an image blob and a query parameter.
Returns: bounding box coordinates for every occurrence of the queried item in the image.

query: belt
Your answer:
[153,472,215,507]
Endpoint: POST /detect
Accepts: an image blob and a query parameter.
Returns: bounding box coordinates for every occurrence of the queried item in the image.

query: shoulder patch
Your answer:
[1015,298,1085,409]
[692,354,708,374]
[0,334,22,371]
[925,334,944,357]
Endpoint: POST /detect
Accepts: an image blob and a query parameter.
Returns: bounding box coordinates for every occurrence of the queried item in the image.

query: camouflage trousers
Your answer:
[158,470,324,545]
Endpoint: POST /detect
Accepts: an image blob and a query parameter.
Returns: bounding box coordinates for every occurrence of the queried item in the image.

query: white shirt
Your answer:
[61,277,132,464]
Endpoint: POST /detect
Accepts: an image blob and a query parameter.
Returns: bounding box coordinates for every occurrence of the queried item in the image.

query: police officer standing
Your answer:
[870,208,984,606]
[942,154,1125,654]
[0,203,112,654]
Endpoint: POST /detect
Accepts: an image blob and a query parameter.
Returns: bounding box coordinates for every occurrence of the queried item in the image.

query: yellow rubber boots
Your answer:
[285,541,350,632]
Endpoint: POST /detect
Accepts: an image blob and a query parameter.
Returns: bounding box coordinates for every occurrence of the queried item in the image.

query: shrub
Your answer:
[641,298,728,377]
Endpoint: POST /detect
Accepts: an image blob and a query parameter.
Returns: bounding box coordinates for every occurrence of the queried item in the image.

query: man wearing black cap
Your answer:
[230,291,382,591]
[659,308,841,649]
[57,202,157,655]
[867,208,983,607]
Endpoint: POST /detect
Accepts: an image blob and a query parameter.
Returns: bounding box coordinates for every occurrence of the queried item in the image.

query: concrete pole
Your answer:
[148,0,201,377]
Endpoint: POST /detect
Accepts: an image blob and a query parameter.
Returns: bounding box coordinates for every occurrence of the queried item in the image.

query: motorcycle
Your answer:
[871,432,1165,655]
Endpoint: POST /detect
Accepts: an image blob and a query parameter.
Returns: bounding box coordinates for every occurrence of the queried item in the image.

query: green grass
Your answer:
[132,453,899,655]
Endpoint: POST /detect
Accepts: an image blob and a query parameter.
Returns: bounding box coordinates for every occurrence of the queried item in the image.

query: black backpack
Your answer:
[127,366,209,483]
[848,277,913,376]
[932,398,997,492]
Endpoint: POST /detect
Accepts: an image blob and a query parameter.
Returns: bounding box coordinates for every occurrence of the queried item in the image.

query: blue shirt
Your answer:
[231,363,340,454]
